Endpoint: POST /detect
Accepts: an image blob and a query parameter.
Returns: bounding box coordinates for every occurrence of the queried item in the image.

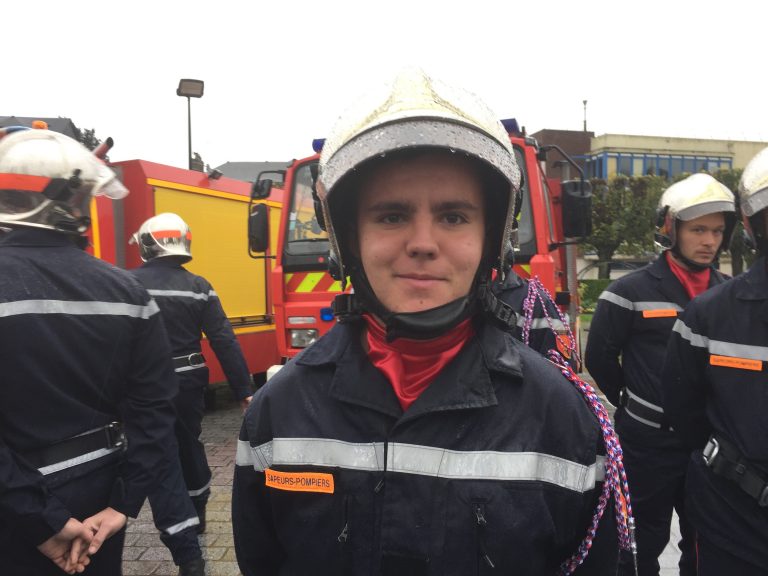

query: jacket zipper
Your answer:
[474,502,495,570]
[337,495,350,543]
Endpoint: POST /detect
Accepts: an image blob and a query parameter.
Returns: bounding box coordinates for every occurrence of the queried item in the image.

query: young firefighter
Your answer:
[0,129,184,575]
[232,68,620,575]
[585,173,736,576]
[130,213,253,540]
[662,148,768,575]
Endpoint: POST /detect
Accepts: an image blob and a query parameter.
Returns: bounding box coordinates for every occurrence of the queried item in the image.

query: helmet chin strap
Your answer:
[669,245,712,271]
[333,258,488,341]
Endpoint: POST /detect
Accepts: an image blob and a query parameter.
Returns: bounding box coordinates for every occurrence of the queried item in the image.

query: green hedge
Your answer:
[579,279,612,313]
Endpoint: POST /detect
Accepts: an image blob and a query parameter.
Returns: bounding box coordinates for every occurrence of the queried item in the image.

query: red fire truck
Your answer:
[91,159,284,384]
[248,119,591,361]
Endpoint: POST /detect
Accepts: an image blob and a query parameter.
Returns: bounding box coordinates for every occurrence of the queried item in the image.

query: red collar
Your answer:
[666,251,711,299]
[363,314,474,410]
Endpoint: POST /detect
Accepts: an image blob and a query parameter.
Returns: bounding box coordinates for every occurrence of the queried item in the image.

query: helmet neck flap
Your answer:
[331,247,516,341]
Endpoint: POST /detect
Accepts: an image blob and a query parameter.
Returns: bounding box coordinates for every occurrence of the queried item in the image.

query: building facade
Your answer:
[533,129,767,180]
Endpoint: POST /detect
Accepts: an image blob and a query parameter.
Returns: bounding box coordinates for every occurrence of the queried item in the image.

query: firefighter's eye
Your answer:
[441,212,469,225]
[378,213,406,224]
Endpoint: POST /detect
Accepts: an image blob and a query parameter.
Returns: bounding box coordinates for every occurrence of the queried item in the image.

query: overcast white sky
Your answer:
[5,0,765,171]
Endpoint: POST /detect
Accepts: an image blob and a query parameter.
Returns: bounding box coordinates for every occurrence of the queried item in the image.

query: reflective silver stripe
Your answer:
[516,316,569,331]
[674,320,768,361]
[598,292,682,313]
[598,291,633,310]
[162,516,200,536]
[175,363,207,373]
[148,289,212,301]
[625,408,662,429]
[38,446,122,476]
[237,438,255,466]
[0,299,159,319]
[237,438,602,493]
[673,320,709,348]
[633,301,683,312]
[188,479,211,497]
[626,389,663,413]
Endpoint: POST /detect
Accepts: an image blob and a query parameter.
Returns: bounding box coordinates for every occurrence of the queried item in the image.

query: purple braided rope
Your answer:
[552,352,636,575]
[522,278,579,364]
[520,278,636,575]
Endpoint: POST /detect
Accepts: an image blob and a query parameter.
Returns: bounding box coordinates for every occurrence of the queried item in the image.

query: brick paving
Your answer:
[122,383,682,576]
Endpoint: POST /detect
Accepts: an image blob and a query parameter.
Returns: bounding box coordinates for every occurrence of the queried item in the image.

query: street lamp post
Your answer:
[583,99,588,132]
[176,79,205,170]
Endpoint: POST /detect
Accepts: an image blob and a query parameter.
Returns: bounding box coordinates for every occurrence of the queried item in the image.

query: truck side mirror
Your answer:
[248,203,270,253]
[251,179,273,200]
[562,180,592,238]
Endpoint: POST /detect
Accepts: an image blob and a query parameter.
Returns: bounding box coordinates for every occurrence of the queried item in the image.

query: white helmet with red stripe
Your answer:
[0,129,127,234]
[131,212,192,262]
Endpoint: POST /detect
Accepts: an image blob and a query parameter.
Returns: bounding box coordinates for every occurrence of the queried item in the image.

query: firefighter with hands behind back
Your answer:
[232,68,622,576]
[662,148,768,575]
[130,212,253,545]
[586,173,736,575]
[0,128,185,575]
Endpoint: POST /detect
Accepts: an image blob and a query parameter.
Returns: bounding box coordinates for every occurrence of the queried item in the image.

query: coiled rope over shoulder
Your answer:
[522,277,638,576]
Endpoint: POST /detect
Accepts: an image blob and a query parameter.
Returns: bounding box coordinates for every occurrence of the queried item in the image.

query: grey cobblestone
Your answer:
[122,380,681,575]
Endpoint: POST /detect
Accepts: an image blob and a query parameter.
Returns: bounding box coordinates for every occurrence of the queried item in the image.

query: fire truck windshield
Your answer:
[283,161,330,271]
[514,146,535,260]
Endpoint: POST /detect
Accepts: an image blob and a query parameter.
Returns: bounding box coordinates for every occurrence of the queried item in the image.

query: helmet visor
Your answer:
[91,163,128,199]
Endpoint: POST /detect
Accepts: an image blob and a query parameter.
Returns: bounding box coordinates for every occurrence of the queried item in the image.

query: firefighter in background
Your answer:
[586,173,736,576]
[233,68,618,575]
[492,179,577,366]
[0,129,182,574]
[130,212,253,536]
[662,148,768,575]
[493,268,577,366]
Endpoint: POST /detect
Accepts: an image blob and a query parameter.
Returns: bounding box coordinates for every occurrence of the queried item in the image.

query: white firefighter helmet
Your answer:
[316,67,521,285]
[738,146,768,252]
[131,212,192,262]
[654,173,736,251]
[0,129,128,234]
[314,67,521,338]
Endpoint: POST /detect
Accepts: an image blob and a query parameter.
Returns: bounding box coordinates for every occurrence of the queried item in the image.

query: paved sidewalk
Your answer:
[122,386,683,575]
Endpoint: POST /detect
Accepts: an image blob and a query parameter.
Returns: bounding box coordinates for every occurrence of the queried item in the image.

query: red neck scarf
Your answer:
[363,314,474,411]
[666,251,711,299]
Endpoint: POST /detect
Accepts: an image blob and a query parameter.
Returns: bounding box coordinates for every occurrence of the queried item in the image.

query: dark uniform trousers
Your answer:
[233,320,618,575]
[0,229,181,574]
[586,255,728,576]
[663,257,768,575]
[174,367,212,508]
[133,258,253,547]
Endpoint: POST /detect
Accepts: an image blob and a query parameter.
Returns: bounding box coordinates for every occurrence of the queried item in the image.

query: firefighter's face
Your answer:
[356,152,485,314]
[676,212,726,266]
